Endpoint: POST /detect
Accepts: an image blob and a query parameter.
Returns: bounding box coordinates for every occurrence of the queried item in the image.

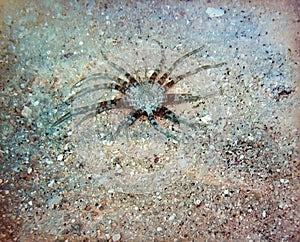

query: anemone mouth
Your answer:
[125,82,166,113]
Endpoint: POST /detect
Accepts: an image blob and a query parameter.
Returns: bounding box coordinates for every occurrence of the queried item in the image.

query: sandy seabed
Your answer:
[0,0,299,241]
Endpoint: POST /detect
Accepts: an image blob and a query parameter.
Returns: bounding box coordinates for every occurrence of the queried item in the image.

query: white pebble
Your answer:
[108,188,114,194]
[27,167,33,174]
[223,189,229,195]
[48,179,55,187]
[21,106,32,118]
[194,199,202,206]
[43,158,53,165]
[112,233,121,241]
[57,154,64,161]
[200,115,212,124]
[169,213,176,221]
[280,178,289,184]
[206,7,225,18]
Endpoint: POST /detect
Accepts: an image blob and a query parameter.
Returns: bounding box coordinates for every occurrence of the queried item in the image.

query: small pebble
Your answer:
[280,178,289,184]
[169,214,176,221]
[157,227,163,232]
[48,179,55,188]
[200,115,212,124]
[21,106,32,118]
[223,189,229,195]
[194,199,202,206]
[43,158,53,165]
[108,188,114,194]
[57,154,64,161]
[206,7,225,18]
[27,167,33,174]
[18,25,25,31]
[112,233,121,241]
